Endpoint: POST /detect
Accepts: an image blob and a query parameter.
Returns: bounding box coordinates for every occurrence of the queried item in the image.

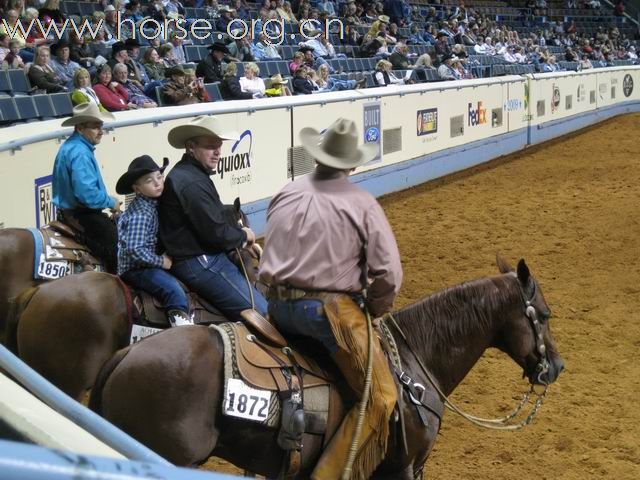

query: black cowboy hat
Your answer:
[50,38,70,55]
[116,155,169,195]
[298,45,315,53]
[111,41,128,56]
[165,65,186,77]
[208,41,230,54]
[125,38,141,49]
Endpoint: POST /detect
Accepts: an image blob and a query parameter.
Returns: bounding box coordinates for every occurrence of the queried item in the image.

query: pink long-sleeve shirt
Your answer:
[259,170,403,317]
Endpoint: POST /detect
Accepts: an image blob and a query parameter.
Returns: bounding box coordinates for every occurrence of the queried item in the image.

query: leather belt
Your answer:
[268,285,318,301]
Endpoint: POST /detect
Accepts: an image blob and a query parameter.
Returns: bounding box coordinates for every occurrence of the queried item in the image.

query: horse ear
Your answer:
[234,197,241,212]
[516,259,530,285]
[496,254,513,274]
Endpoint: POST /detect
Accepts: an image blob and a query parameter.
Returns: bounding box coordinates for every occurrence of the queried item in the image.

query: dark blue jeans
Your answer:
[121,267,189,312]
[171,253,268,321]
[268,299,338,355]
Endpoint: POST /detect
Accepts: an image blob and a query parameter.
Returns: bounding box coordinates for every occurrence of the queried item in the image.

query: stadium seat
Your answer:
[204,82,223,102]
[14,96,39,121]
[32,95,55,118]
[0,97,19,123]
[7,69,31,95]
[276,61,289,76]
[155,86,165,107]
[185,45,202,62]
[50,93,74,117]
[0,70,10,94]
[78,2,94,16]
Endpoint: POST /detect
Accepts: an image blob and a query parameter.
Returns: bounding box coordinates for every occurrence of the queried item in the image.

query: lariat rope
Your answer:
[386,313,547,431]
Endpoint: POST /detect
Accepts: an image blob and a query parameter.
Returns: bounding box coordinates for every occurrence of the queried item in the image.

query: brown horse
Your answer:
[3,201,257,400]
[88,258,564,479]
[0,228,42,345]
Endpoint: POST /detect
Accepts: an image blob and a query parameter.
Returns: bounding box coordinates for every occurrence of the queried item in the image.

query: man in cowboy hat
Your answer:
[159,116,268,321]
[264,74,291,97]
[116,155,192,327]
[259,118,402,480]
[50,38,80,90]
[52,103,120,273]
[162,65,207,106]
[196,41,229,84]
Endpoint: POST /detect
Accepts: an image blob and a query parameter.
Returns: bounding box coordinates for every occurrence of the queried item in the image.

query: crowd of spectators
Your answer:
[0,0,638,111]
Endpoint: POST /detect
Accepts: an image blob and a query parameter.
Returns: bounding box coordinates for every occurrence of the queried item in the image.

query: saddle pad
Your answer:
[212,322,329,431]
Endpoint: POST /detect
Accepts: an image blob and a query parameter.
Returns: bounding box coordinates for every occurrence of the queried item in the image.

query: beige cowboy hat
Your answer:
[168,115,238,149]
[299,118,377,170]
[378,15,390,23]
[61,102,115,127]
[270,74,288,85]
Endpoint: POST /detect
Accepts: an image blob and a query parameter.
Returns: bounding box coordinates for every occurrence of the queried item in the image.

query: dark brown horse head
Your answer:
[495,255,564,386]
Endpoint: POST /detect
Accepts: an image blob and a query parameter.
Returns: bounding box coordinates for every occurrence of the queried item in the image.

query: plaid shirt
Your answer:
[117,195,164,275]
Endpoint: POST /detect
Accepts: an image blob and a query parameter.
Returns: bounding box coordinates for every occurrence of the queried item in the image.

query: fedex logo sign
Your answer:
[468,102,487,126]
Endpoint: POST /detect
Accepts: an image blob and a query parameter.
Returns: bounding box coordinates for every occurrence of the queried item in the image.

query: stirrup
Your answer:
[240,309,287,347]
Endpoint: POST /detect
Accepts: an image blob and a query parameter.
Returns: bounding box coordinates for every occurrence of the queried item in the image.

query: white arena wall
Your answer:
[0,66,638,234]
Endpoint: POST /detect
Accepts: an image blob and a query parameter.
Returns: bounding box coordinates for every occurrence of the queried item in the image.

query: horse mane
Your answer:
[392,273,523,353]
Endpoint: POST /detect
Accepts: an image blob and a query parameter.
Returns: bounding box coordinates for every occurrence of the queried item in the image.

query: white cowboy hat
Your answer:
[299,118,377,170]
[168,115,238,149]
[61,102,115,127]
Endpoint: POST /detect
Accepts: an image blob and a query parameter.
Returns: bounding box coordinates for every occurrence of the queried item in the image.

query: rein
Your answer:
[385,280,549,431]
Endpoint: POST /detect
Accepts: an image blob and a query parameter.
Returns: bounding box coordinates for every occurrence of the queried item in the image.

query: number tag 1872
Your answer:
[224,379,270,422]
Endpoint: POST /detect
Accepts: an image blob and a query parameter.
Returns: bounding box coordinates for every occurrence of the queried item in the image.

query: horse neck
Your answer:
[392,274,521,396]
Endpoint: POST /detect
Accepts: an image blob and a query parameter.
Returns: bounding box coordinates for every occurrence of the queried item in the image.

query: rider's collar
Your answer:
[182,153,214,176]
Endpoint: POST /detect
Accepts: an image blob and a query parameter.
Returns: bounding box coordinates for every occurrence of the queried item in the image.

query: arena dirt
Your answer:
[204,113,640,479]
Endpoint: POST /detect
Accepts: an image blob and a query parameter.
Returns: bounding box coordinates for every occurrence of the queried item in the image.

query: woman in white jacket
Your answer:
[239,62,266,98]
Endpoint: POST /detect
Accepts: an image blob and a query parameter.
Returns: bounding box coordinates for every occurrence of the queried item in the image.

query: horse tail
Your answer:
[5,286,40,355]
[88,345,132,415]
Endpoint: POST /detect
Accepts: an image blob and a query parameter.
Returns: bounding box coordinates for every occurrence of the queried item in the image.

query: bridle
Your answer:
[386,275,551,431]
[521,279,551,386]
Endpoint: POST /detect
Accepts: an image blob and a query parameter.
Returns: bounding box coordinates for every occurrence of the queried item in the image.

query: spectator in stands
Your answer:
[69,33,95,73]
[384,0,404,25]
[374,59,409,86]
[162,65,207,105]
[0,10,30,62]
[278,0,298,22]
[228,33,255,62]
[414,53,435,69]
[475,37,496,55]
[579,54,593,69]
[434,32,452,64]
[366,14,390,39]
[196,42,228,84]
[316,64,365,91]
[437,53,460,81]
[2,39,25,70]
[451,44,468,60]
[216,5,235,32]
[627,46,638,61]
[125,0,146,23]
[252,33,282,60]
[318,0,335,17]
[389,42,415,70]
[453,57,473,79]
[158,43,180,68]
[292,66,318,95]
[28,46,67,93]
[289,51,304,74]
[125,39,162,97]
[407,25,429,46]
[0,34,9,65]
[71,68,107,111]
[239,62,266,98]
[233,0,251,22]
[169,33,187,65]
[39,0,65,25]
[113,63,158,108]
[565,47,579,62]
[504,45,518,63]
[94,64,136,111]
[50,40,80,90]
[264,74,292,97]
[220,62,254,100]
[142,48,166,81]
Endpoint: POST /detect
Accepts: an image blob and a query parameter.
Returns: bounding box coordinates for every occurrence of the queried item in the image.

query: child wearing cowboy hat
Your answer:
[116,155,193,327]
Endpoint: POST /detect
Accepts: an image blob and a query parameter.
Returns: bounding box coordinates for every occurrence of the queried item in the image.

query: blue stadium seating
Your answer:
[204,82,223,102]
[32,95,56,118]
[0,97,19,123]
[49,93,73,117]
[14,96,39,121]
[7,70,31,95]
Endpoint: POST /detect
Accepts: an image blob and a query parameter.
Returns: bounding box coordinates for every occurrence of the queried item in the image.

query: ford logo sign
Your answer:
[365,127,379,142]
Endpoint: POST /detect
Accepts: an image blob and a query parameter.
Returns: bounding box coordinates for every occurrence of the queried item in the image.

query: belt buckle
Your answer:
[399,371,412,386]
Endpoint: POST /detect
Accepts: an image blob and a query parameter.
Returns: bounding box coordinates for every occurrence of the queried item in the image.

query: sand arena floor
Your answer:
[205,113,640,479]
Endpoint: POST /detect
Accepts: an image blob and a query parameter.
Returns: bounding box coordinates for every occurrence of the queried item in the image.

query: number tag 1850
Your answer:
[224,378,270,422]
[37,254,70,279]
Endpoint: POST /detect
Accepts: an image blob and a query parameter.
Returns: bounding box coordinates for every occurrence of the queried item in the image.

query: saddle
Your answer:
[131,288,229,328]
[29,221,102,280]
